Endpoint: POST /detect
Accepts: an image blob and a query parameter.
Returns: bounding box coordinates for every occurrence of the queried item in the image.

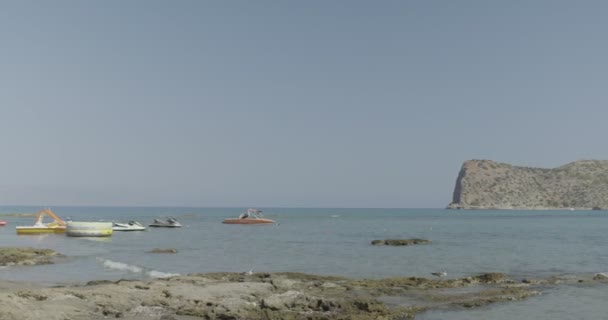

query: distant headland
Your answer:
[447,159,608,210]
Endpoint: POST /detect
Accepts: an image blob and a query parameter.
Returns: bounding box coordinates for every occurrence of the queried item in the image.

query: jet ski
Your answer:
[113,221,147,231]
[149,217,182,228]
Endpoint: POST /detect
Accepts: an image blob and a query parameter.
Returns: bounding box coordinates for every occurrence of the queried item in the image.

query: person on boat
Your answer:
[239,211,249,219]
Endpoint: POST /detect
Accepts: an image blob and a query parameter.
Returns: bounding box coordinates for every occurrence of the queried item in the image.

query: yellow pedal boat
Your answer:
[16,209,67,235]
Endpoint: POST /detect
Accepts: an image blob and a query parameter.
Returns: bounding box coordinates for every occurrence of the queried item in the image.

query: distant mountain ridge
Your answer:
[447,159,608,210]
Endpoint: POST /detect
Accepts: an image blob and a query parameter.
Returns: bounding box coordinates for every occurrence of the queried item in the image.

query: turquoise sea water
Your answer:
[0,207,606,319]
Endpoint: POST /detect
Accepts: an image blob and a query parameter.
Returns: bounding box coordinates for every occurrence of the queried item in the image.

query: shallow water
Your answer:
[0,207,606,319]
[418,284,608,320]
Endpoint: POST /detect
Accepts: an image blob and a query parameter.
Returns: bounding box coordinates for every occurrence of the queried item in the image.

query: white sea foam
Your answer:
[96,258,178,278]
[82,237,112,243]
[147,270,180,278]
[99,258,143,273]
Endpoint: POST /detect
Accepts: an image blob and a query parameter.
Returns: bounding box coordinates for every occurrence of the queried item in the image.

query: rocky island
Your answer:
[448,159,608,210]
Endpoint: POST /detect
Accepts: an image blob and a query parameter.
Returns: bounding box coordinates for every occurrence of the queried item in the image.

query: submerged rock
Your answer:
[371,239,431,246]
[147,248,178,254]
[0,247,62,266]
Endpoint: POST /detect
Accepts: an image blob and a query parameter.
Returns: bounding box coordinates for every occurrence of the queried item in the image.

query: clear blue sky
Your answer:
[1,1,607,207]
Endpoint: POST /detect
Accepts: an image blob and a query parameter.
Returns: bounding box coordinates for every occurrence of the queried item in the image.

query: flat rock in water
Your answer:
[0,247,62,266]
[148,248,178,254]
[371,239,431,246]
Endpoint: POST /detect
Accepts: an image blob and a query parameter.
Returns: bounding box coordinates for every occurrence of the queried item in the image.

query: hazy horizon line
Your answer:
[0,204,444,209]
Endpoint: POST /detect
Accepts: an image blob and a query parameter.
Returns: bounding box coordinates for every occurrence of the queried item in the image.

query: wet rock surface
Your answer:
[371,239,431,246]
[0,247,63,266]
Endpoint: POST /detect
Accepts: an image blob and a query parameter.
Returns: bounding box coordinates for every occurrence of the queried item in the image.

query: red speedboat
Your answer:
[0,220,7,226]
[222,217,275,224]
[222,209,275,225]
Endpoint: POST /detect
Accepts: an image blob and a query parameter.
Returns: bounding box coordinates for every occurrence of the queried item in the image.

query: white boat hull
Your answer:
[113,226,146,231]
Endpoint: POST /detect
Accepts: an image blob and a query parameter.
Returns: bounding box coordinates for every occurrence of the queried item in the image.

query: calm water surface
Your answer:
[0,207,606,319]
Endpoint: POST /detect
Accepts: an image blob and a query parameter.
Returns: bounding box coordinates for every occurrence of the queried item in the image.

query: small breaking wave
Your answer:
[98,258,143,273]
[97,258,179,278]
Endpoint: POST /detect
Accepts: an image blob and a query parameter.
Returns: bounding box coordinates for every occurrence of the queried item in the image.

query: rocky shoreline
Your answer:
[2,248,607,319]
[2,270,607,319]
[0,272,522,320]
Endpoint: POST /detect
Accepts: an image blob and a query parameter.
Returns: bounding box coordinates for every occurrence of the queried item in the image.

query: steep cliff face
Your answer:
[447,160,608,209]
